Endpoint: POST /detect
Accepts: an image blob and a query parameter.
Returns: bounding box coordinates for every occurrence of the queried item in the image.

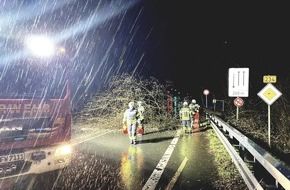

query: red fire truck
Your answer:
[0,52,73,179]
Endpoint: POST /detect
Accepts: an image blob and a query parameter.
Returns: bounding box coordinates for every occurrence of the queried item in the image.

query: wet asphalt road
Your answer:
[5,127,220,190]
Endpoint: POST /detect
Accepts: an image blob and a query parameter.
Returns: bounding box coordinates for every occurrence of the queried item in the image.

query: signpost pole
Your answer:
[234,97,243,120]
[203,89,209,109]
[257,81,282,148]
[268,105,271,147]
[213,99,216,113]
[228,68,249,121]
[203,89,210,119]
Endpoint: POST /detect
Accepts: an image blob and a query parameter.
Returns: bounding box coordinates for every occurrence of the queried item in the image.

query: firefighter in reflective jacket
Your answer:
[123,101,139,145]
[189,99,200,129]
[179,101,193,133]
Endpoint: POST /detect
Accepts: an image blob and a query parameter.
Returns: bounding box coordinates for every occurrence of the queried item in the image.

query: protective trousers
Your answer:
[128,122,137,144]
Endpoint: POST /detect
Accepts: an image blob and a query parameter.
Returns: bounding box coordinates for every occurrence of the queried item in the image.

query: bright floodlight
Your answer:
[26,35,55,58]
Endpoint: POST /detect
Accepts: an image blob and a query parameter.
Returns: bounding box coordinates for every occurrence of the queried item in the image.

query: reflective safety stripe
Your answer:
[180,108,191,120]
[124,109,138,123]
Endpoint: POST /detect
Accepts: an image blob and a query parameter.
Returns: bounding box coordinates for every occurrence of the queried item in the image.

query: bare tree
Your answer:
[224,80,290,157]
[73,73,179,132]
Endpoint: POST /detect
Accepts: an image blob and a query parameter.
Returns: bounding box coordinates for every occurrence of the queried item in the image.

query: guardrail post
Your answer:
[239,144,245,160]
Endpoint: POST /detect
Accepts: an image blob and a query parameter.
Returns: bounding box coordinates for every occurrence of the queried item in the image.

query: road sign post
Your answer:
[203,89,209,108]
[257,83,282,147]
[203,89,209,119]
[213,99,216,112]
[234,97,244,120]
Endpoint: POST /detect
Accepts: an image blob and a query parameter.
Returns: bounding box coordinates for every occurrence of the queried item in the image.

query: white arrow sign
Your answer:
[228,68,249,97]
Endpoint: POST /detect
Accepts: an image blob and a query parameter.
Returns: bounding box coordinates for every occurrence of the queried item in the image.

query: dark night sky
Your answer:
[140,1,290,101]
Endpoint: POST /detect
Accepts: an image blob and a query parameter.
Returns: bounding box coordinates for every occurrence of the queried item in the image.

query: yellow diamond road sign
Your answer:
[263,88,276,101]
[257,83,282,105]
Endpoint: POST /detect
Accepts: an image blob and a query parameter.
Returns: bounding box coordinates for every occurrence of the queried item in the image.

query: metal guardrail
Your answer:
[206,112,290,190]
[209,116,264,190]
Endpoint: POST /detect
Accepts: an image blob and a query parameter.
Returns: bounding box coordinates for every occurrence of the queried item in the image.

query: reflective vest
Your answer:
[189,103,200,113]
[137,106,145,120]
[179,107,191,121]
[123,108,138,124]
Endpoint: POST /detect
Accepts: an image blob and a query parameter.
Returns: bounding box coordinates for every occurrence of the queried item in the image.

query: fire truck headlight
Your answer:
[55,144,72,156]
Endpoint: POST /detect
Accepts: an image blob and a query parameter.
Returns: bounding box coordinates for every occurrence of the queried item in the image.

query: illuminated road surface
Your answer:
[8,128,219,190]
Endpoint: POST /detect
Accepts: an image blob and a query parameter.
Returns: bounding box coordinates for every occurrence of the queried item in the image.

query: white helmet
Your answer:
[128,101,134,108]
[137,101,142,105]
[183,101,188,106]
[192,99,196,104]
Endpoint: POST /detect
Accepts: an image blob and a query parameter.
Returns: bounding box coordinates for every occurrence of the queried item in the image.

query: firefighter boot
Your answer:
[188,127,193,134]
[133,136,137,145]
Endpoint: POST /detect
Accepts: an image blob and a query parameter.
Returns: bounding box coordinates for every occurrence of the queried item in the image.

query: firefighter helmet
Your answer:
[183,101,188,106]
[192,99,196,104]
[128,101,134,108]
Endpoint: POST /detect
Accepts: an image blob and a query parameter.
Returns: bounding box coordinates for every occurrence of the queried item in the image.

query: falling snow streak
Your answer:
[0,0,76,28]
[55,0,141,44]
[132,53,145,76]
[39,149,126,190]
[0,0,165,115]
[129,6,143,34]
[0,0,141,64]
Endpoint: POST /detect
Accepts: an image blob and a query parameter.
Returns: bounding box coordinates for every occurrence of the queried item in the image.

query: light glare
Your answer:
[26,35,55,58]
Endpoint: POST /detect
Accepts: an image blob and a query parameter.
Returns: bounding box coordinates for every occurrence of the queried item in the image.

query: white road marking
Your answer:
[165,157,188,190]
[142,130,181,190]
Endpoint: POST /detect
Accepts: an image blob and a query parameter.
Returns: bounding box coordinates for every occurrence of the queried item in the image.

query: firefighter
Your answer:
[137,101,145,135]
[122,101,139,144]
[179,101,193,133]
[189,99,199,121]
[189,99,201,130]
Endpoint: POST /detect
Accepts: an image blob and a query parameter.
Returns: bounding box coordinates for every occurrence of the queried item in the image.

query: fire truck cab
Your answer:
[0,45,73,179]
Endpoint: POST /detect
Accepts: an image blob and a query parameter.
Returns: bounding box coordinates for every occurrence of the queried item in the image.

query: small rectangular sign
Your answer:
[228,68,249,97]
[263,75,276,83]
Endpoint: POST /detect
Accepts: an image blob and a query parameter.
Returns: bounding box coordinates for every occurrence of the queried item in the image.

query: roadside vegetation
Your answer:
[72,73,178,134]
[222,81,290,166]
[206,128,248,190]
[72,73,289,189]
